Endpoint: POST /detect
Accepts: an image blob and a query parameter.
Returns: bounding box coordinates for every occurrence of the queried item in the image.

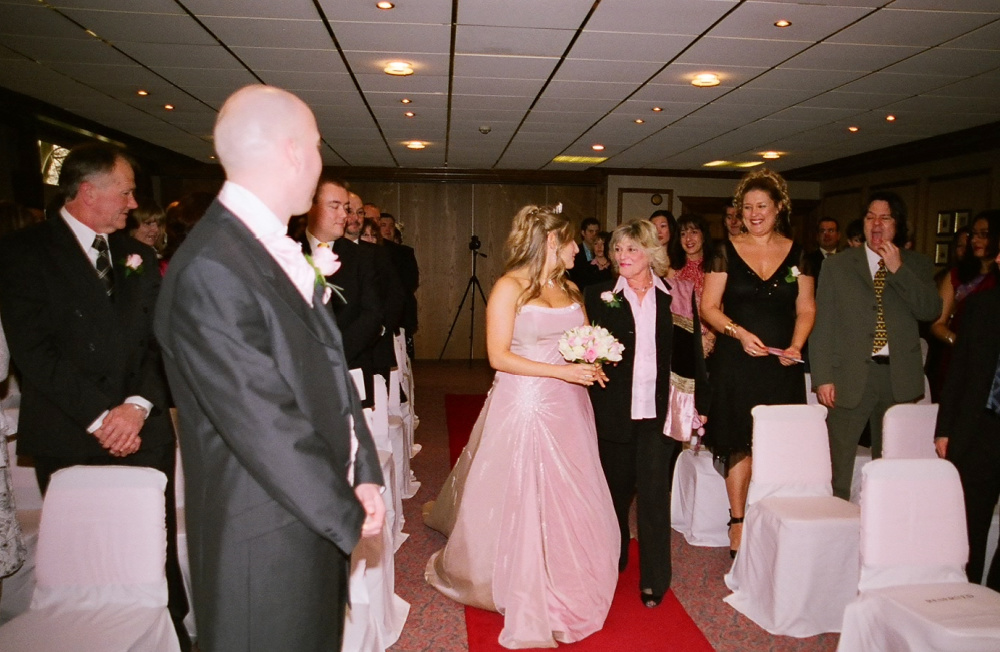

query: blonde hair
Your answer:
[504,204,582,309]
[733,168,792,236]
[609,220,670,277]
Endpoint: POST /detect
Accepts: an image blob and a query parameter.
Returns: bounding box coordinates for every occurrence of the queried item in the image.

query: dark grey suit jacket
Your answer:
[0,218,172,457]
[154,200,383,651]
[809,245,940,408]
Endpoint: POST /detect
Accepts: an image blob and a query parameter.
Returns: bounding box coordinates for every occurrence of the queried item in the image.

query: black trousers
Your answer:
[34,445,190,643]
[952,410,1000,591]
[597,419,677,595]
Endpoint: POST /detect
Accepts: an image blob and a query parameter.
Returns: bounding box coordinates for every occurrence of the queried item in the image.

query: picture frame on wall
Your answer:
[937,211,954,235]
[935,243,950,265]
[954,210,971,231]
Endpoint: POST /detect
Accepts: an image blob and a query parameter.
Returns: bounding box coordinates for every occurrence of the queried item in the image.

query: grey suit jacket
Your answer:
[809,245,940,409]
[154,200,383,651]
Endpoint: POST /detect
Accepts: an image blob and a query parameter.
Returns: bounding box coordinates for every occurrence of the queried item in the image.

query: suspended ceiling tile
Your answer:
[586,0,738,36]
[4,34,134,65]
[711,86,821,106]
[353,72,448,94]
[451,94,534,111]
[769,105,865,122]
[364,92,448,109]
[198,17,332,49]
[651,63,769,87]
[798,90,907,110]
[569,31,691,63]
[883,47,1000,76]
[1,3,94,39]
[531,95,619,113]
[783,43,922,71]
[118,42,242,69]
[343,52,450,77]
[259,70,355,91]
[47,0,185,13]
[458,0,595,29]
[453,54,558,80]
[747,66,864,91]
[334,22,451,53]
[61,10,217,45]
[319,0,452,23]
[542,79,640,100]
[186,0,319,20]
[945,20,1000,50]
[827,9,995,47]
[618,99,703,116]
[451,76,547,97]
[710,2,874,41]
[553,58,665,84]
[631,82,730,104]
[450,107,528,122]
[835,72,961,95]
[455,25,575,57]
[676,37,813,68]
[887,0,1000,11]
[926,74,1000,98]
[152,67,258,89]
[691,102,783,122]
[231,47,346,74]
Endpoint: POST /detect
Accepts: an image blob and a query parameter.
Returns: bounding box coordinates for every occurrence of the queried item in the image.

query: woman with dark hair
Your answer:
[425,204,618,648]
[929,210,1000,395]
[845,217,865,248]
[359,217,383,245]
[670,213,713,300]
[700,168,816,557]
[649,210,678,277]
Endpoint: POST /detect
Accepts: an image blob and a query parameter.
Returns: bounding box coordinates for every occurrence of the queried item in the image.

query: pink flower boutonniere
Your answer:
[600,290,622,308]
[121,253,144,277]
[305,247,346,305]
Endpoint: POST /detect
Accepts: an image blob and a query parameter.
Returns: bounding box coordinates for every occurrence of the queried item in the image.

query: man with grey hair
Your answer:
[155,85,384,651]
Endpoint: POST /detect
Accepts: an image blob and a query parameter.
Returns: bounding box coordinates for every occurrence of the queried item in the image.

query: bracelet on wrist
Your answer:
[724,321,740,338]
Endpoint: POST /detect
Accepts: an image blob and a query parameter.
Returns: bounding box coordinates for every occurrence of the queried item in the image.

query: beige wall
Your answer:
[818,149,999,260]
[348,180,598,360]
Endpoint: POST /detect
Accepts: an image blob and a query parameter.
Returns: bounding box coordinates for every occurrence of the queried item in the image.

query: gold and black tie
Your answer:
[872,259,887,354]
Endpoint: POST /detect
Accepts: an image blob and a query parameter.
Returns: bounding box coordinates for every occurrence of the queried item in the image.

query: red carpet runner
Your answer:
[444,393,487,467]
[444,393,714,651]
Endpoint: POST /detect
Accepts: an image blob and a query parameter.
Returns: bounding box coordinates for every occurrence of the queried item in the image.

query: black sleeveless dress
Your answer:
[707,240,812,459]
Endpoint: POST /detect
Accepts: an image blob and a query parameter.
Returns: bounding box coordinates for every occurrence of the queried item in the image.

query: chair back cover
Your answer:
[32,466,168,610]
[859,458,969,591]
[748,404,830,505]
[881,403,938,459]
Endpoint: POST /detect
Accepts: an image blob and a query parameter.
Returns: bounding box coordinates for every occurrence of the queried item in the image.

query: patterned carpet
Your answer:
[389,361,838,652]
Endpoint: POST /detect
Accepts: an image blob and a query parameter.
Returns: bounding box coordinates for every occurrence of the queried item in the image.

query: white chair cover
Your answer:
[882,403,939,460]
[0,466,179,651]
[342,451,410,652]
[388,369,419,500]
[804,372,820,406]
[0,436,41,624]
[725,404,861,637]
[670,448,729,547]
[372,375,406,548]
[851,446,873,506]
[838,459,1000,651]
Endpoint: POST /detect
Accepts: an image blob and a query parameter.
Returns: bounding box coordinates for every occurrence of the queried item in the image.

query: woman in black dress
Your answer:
[700,169,816,557]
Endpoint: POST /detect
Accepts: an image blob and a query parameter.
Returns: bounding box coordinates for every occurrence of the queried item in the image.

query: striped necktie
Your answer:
[987,352,1000,416]
[871,259,887,354]
[93,235,114,298]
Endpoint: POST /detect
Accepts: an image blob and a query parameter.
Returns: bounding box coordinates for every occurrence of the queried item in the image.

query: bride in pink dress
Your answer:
[425,204,620,649]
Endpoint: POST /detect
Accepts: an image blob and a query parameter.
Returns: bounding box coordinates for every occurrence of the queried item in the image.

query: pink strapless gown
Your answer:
[425,303,619,649]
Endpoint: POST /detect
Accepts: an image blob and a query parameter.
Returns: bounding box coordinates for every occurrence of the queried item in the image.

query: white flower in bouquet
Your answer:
[558,325,625,365]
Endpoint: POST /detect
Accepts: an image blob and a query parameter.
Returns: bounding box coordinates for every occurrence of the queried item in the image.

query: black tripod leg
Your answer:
[438,276,476,360]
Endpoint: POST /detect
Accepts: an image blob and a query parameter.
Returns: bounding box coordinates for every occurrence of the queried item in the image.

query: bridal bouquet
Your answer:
[558,325,625,365]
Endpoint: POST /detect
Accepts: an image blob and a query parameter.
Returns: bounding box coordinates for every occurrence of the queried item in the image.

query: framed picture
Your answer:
[935,243,950,265]
[936,211,954,235]
[954,210,971,231]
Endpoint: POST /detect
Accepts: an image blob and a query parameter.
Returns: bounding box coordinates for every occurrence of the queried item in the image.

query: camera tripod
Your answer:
[439,236,488,363]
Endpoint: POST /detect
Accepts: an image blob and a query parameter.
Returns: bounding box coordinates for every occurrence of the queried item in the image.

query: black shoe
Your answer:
[641,589,664,608]
[728,510,745,559]
[618,555,628,573]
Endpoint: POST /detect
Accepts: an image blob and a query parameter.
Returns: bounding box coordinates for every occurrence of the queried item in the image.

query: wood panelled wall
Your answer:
[818,149,999,262]
[348,180,598,360]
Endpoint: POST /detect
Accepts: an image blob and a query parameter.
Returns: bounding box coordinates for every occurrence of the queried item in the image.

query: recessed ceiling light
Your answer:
[735,161,764,168]
[404,111,415,117]
[164,104,175,110]
[400,98,411,104]
[85,29,99,38]
[405,141,426,149]
[886,114,896,122]
[691,73,721,87]
[652,107,662,112]
[761,151,781,160]
[137,89,148,97]
[552,155,607,164]
[591,144,605,151]
[384,61,414,76]
[376,1,394,8]
[848,126,860,133]
[704,161,730,167]
[209,155,216,160]
[634,119,644,124]
[774,19,791,28]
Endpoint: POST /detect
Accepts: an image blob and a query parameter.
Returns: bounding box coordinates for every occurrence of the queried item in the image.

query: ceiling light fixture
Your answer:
[761,151,781,160]
[735,161,764,168]
[691,73,721,87]
[209,155,216,160]
[704,161,730,167]
[404,111,415,117]
[405,141,426,149]
[376,1,394,8]
[634,119,644,124]
[591,144,605,151]
[164,104,174,110]
[774,19,791,28]
[652,107,662,112]
[552,155,607,164]
[400,98,411,104]
[886,114,896,122]
[137,89,148,96]
[848,126,860,133]
[384,61,414,76]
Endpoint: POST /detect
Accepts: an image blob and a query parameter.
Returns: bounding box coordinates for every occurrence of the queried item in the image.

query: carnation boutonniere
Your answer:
[600,290,622,308]
[121,253,145,277]
[305,247,346,305]
[784,265,801,284]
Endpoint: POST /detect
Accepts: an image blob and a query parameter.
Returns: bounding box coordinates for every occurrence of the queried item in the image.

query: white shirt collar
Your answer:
[60,206,101,257]
[864,243,883,277]
[218,181,286,241]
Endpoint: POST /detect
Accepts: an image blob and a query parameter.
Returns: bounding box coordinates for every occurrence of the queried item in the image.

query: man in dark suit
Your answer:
[805,216,842,283]
[154,85,384,652]
[376,211,420,354]
[301,176,384,407]
[810,192,941,500]
[935,251,1000,591]
[570,217,601,288]
[0,142,189,646]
